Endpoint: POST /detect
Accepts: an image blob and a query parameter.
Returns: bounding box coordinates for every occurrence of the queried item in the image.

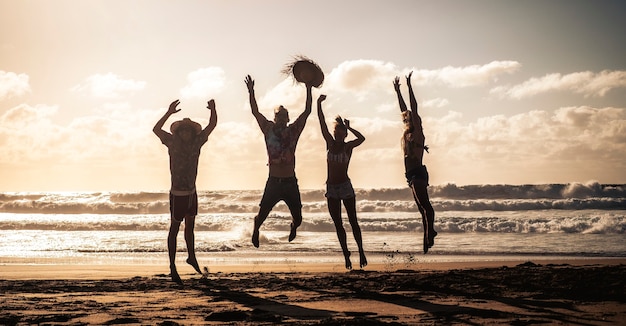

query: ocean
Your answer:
[1,182,624,269]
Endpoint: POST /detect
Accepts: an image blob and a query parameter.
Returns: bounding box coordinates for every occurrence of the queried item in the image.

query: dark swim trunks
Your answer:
[169,192,198,222]
[259,176,302,212]
[405,165,429,186]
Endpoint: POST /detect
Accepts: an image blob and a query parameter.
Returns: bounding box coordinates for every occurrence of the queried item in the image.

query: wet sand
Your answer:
[1,260,625,325]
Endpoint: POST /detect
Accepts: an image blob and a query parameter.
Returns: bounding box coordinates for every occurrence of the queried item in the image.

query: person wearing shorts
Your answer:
[394,72,437,254]
[245,75,312,248]
[153,99,217,284]
[317,94,367,270]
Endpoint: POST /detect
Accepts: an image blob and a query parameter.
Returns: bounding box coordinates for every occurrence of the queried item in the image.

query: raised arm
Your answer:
[245,75,269,129]
[316,94,333,143]
[345,119,365,148]
[393,76,408,112]
[406,72,418,113]
[153,99,180,140]
[406,72,424,133]
[296,83,314,122]
[199,99,217,139]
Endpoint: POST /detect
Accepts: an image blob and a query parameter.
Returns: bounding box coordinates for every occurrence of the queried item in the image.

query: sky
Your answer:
[1,0,625,192]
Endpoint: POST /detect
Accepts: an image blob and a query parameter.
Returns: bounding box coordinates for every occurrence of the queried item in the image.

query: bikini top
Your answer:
[327,148,350,164]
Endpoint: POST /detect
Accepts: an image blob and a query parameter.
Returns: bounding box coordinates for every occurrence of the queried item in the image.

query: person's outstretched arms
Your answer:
[393,77,408,112]
[406,72,424,133]
[317,94,333,144]
[199,99,217,140]
[245,75,269,130]
[345,119,365,148]
[153,99,180,141]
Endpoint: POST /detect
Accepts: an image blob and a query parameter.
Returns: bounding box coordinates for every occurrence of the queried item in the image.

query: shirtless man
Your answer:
[245,75,313,248]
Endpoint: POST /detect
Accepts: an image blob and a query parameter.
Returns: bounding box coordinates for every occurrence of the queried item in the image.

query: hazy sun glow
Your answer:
[1,0,625,191]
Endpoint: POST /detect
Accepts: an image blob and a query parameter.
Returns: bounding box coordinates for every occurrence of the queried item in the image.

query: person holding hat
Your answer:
[393,72,437,254]
[153,99,217,284]
[245,74,313,248]
[317,94,367,270]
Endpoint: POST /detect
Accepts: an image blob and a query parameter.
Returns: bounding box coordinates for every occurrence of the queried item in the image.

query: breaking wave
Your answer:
[0,182,623,214]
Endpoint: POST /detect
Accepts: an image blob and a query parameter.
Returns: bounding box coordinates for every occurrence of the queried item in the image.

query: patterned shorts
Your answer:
[325,180,356,200]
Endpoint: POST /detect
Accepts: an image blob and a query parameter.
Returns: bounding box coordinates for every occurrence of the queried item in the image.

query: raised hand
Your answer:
[207,99,215,111]
[244,75,255,93]
[393,77,401,91]
[317,94,327,103]
[405,71,413,85]
[168,99,181,115]
[343,119,350,129]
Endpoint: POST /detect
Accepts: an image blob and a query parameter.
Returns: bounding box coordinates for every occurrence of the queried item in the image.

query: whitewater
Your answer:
[1,182,624,267]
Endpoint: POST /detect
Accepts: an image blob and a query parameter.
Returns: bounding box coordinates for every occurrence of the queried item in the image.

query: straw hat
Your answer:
[170,118,201,135]
[283,56,324,88]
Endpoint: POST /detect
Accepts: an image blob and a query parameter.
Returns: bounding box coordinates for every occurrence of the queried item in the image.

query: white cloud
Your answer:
[422,98,450,109]
[325,59,398,97]
[0,103,57,129]
[71,73,146,98]
[412,61,521,88]
[180,67,226,99]
[490,70,626,99]
[255,78,309,115]
[0,70,31,100]
[324,60,520,102]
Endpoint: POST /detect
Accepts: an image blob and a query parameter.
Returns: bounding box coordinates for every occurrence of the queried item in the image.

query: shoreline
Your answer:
[2,257,624,280]
[1,260,624,325]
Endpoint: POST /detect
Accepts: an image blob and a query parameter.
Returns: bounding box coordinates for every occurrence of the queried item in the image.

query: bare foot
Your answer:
[428,230,438,248]
[344,252,352,270]
[170,264,183,285]
[359,252,368,269]
[186,257,202,274]
[252,228,260,248]
[288,223,297,242]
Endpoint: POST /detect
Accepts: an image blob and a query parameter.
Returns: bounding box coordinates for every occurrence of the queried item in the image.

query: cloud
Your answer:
[325,60,398,97]
[490,70,626,99]
[412,61,521,88]
[0,70,31,100]
[324,60,521,101]
[0,103,57,129]
[422,98,450,109]
[71,73,146,98]
[255,78,308,114]
[180,67,226,99]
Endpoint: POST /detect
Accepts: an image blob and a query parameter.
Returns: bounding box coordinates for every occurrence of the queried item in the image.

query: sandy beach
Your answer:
[1,259,625,325]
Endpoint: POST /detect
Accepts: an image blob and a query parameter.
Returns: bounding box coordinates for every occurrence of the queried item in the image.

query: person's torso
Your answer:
[326,141,352,184]
[168,138,203,191]
[402,132,425,172]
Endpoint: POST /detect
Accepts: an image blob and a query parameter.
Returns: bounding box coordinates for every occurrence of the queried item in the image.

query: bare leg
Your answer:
[329,197,351,270]
[252,206,272,248]
[344,197,367,269]
[411,181,436,253]
[286,202,303,243]
[183,215,202,274]
[168,218,183,284]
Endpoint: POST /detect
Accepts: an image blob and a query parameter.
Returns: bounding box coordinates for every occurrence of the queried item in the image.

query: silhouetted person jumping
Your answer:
[245,75,313,248]
[153,99,217,283]
[393,72,437,254]
[317,94,367,269]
